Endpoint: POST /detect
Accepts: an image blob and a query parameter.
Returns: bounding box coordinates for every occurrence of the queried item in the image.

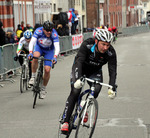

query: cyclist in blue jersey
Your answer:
[28,20,60,99]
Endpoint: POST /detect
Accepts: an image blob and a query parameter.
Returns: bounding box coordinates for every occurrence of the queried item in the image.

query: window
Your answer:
[144,3,147,8]
[54,3,56,12]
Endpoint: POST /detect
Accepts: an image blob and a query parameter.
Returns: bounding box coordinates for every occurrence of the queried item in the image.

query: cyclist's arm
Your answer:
[29,37,37,53]
[74,40,89,79]
[52,29,60,58]
[16,37,24,56]
[108,48,117,89]
[53,41,60,58]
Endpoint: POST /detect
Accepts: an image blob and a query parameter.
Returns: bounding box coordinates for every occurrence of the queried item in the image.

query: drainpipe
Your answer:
[122,0,126,28]
[97,0,100,26]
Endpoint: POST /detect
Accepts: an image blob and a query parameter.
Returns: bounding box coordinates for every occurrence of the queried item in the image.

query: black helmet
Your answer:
[43,20,54,31]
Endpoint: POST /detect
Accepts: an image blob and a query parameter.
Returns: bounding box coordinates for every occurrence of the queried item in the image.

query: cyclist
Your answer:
[61,28,117,133]
[14,30,32,79]
[112,26,118,42]
[28,20,60,99]
[108,27,112,32]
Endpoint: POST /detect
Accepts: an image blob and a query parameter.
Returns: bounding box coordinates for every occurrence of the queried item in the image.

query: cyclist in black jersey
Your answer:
[61,28,117,132]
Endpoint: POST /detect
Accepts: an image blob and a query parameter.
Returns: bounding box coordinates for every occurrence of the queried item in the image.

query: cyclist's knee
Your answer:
[44,66,51,74]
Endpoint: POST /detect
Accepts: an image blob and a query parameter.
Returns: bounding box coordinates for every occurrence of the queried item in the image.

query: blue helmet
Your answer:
[24,30,32,39]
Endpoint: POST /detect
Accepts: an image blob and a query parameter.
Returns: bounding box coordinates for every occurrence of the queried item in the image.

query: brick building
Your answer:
[108,0,122,28]
[86,0,98,28]
[86,0,140,29]
[0,0,14,31]
[126,0,139,26]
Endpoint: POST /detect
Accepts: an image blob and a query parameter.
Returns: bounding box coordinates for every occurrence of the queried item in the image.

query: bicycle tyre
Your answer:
[20,65,26,93]
[32,76,40,109]
[75,98,98,138]
[32,65,43,108]
[25,65,29,90]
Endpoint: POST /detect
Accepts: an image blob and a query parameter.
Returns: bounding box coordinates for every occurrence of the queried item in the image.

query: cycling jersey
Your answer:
[17,37,30,55]
[29,27,60,67]
[33,27,59,48]
[29,27,60,56]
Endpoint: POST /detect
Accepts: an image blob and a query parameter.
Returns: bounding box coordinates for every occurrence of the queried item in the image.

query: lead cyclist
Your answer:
[61,28,118,133]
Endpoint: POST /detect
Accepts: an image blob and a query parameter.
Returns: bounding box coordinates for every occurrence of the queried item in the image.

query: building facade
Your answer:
[75,0,87,32]
[1,0,149,31]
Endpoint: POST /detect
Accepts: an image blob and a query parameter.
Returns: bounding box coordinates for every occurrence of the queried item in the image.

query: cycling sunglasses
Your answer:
[45,29,52,32]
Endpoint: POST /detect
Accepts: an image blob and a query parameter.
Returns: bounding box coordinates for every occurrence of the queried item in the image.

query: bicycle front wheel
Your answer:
[20,65,26,93]
[75,98,98,138]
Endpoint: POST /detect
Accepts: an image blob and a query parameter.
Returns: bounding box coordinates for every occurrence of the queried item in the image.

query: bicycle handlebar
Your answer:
[19,54,28,57]
[33,56,55,69]
[82,76,113,89]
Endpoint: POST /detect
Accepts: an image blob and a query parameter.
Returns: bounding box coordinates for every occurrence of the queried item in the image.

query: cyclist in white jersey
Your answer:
[28,20,60,99]
[14,30,32,79]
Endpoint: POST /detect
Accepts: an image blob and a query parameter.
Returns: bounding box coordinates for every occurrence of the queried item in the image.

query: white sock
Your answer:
[42,85,46,90]
[31,73,36,78]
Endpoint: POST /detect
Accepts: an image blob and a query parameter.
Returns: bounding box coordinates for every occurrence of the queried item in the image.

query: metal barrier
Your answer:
[83,32,93,40]
[122,25,150,36]
[0,47,4,74]
[0,43,20,86]
[59,36,72,53]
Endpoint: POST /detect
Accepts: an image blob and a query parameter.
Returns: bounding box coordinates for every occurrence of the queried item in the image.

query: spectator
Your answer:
[6,29,17,44]
[71,8,77,35]
[100,25,107,29]
[74,10,79,34]
[21,21,25,31]
[33,23,42,33]
[57,24,69,36]
[67,8,72,36]
[20,27,27,38]
[16,24,23,42]
[26,23,33,32]
[0,21,7,46]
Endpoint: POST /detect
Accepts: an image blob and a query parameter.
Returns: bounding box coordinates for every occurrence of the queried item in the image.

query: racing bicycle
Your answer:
[58,76,113,138]
[32,56,54,109]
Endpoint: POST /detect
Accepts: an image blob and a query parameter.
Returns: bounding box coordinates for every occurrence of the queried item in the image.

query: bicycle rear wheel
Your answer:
[75,98,98,138]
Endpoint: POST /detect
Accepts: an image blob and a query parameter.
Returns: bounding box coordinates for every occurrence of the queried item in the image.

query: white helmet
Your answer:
[95,28,113,43]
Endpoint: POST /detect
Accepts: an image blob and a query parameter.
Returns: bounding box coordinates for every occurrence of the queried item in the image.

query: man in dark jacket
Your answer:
[0,21,6,46]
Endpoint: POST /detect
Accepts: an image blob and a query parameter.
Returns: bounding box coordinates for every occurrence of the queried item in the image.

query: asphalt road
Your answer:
[0,32,150,138]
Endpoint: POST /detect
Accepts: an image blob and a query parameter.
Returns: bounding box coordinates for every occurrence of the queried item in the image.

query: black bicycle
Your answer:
[58,76,113,138]
[32,56,54,109]
[19,54,29,93]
